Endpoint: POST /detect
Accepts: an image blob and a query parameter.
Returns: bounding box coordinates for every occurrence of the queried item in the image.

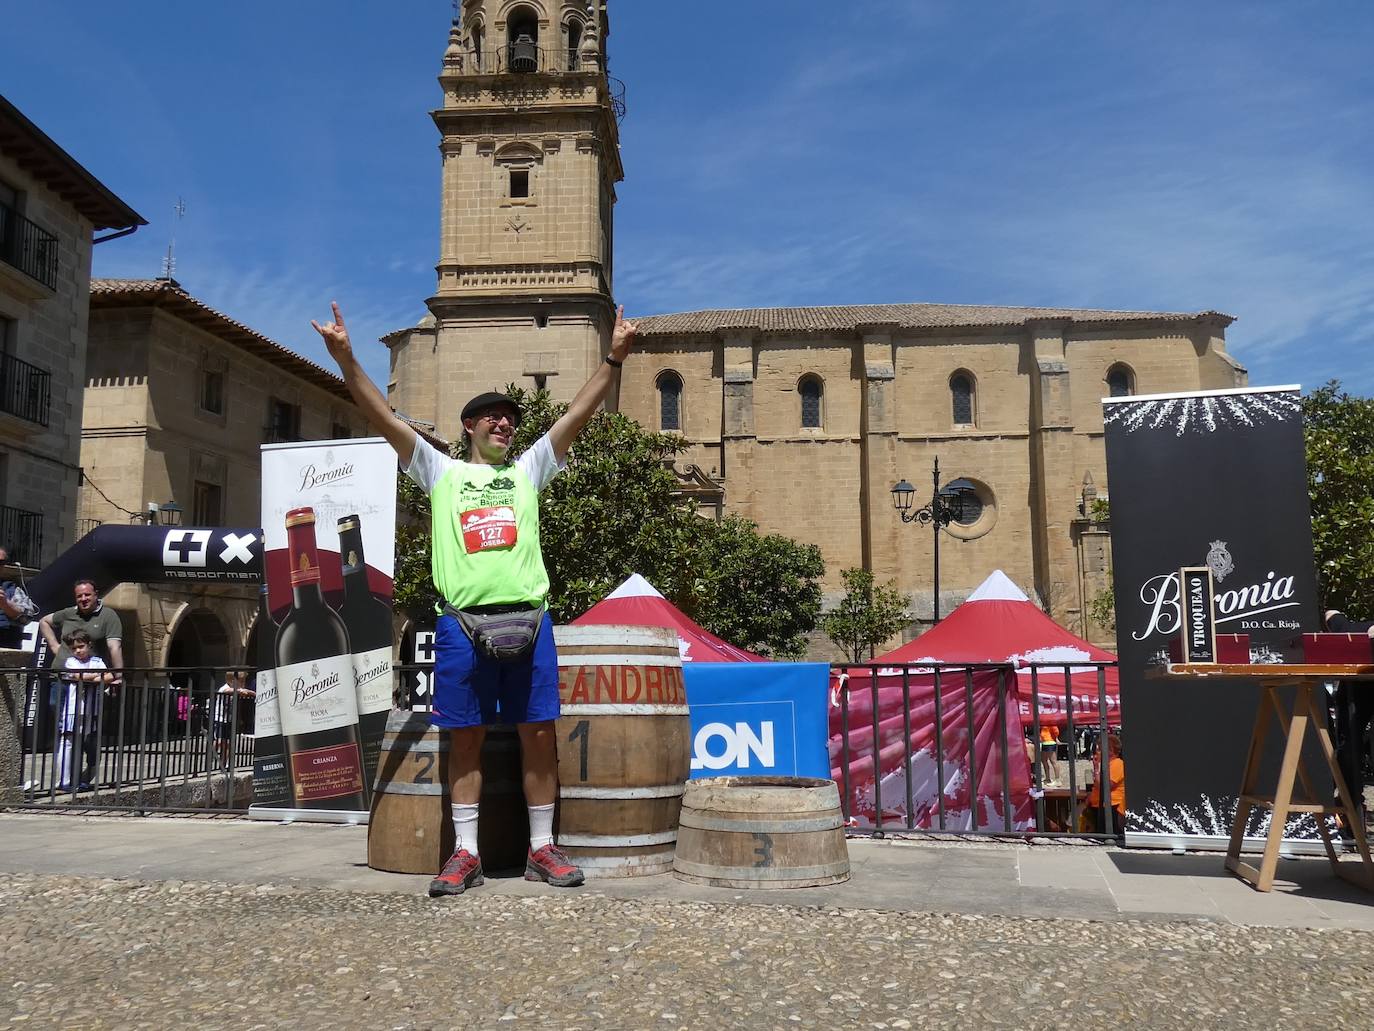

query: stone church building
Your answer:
[385,1,1248,652]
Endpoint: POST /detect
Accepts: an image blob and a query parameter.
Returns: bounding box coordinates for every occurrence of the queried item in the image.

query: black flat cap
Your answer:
[460,391,521,427]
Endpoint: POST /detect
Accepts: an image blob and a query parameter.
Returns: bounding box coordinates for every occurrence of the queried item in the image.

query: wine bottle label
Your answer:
[254,668,281,738]
[353,646,393,716]
[277,654,360,737]
[290,742,365,804]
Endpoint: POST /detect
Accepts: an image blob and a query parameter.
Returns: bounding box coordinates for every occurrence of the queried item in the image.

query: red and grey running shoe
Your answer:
[429,848,485,897]
[525,843,585,887]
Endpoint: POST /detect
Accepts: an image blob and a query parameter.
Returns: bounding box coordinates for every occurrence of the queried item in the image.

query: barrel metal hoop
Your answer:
[556,830,678,847]
[372,781,445,796]
[572,852,674,870]
[560,784,686,799]
[379,737,448,753]
[558,654,683,668]
[678,812,844,834]
[672,858,851,881]
[558,704,690,715]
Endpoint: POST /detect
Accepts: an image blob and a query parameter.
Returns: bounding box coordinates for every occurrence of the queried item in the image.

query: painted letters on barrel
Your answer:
[554,625,691,877]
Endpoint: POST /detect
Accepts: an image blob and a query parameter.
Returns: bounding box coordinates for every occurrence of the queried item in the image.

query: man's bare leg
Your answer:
[517,720,583,885]
[448,725,487,804]
[517,720,557,806]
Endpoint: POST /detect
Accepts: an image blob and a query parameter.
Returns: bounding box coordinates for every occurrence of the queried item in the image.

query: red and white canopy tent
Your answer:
[571,573,770,663]
[855,570,1120,728]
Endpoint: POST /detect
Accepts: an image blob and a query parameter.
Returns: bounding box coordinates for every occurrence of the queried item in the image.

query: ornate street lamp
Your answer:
[891,457,974,623]
[157,500,183,527]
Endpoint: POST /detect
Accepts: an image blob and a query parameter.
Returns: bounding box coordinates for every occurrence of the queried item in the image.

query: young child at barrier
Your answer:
[57,630,113,792]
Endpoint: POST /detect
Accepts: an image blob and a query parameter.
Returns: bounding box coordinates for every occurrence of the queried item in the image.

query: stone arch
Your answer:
[163,604,232,672]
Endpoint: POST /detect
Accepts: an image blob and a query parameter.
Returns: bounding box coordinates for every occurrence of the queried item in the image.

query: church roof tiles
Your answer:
[631,303,1233,337]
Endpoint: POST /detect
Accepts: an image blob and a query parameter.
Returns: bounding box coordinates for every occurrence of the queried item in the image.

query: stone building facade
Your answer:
[79,278,367,668]
[385,7,1250,654]
[0,96,143,569]
[621,306,1246,649]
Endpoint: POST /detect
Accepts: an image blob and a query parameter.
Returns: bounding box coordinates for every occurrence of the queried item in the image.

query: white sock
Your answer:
[451,802,479,855]
[528,802,555,851]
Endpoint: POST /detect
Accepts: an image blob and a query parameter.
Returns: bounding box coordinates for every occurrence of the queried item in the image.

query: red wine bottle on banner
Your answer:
[275,507,368,810]
[251,583,290,806]
[336,514,393,790]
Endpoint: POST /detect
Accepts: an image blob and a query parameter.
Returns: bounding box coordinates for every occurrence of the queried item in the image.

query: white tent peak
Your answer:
[604,573,666,601]
[964,570,1029,603]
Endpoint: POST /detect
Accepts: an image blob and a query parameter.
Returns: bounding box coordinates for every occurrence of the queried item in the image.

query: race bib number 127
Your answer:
[461,506,518,553]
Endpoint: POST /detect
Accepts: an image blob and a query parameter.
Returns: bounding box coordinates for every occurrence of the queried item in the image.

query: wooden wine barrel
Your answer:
[553,624,691,878]
[367,711,527,875]
[368,710,451,875]
[672,776,850,889]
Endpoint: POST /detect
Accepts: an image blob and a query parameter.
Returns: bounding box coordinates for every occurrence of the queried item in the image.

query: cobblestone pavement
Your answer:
[4,872,1374,1029]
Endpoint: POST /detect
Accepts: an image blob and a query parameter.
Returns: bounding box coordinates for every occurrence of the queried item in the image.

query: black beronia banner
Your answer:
[1104,386,1322,848]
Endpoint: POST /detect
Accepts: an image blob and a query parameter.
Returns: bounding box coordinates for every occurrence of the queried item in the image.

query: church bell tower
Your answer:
[391,1,625,441]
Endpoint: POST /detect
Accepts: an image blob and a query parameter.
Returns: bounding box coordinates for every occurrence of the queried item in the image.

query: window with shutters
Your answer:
[950,372,976,427]
[799,375,823,429]
[1106,363,1135,398]
[657,371,683,431]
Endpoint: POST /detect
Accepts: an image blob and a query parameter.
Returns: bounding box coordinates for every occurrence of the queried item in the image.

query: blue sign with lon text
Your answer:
[683,663,831,779]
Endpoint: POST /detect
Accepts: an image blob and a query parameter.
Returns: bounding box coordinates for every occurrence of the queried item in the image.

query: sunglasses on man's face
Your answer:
[477,412,517,427]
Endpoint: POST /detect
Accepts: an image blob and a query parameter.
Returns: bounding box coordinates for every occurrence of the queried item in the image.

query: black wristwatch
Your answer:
[604,354,623,368]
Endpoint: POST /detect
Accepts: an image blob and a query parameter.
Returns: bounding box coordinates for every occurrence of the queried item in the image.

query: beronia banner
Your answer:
[1103,386,1322,848]
[254,437,397,816]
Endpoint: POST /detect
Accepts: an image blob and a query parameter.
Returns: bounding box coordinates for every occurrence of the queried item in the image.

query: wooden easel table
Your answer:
[1157,664,1374,893]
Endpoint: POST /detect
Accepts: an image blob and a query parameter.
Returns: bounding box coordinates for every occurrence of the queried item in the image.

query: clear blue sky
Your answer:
[5,2,1372,393]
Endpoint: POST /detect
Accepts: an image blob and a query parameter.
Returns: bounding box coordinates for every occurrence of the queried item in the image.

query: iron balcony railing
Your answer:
[458,43,585,75]
[75,517,104,538]
[0,350,53,425]
[262,425,303,444]
[0,200,59,291]
[451,45,627,121]
[0,503,43,567]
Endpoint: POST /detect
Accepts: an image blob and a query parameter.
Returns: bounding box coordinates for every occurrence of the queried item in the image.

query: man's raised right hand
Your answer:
[311,302,354,366]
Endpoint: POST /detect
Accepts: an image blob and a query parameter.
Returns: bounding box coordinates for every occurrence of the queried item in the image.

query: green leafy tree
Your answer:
[689,516,824,660]
[1304,381,1374,616]
[393,386,825,657]
[821,567,912,663]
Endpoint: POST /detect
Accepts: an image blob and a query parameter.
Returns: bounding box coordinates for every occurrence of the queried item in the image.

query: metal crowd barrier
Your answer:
[831,660,1121,839]
[14,665,258,814]
[9,656,1120,835]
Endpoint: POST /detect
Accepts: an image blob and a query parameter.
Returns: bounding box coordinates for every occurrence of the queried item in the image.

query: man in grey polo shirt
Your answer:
[39,579,124,785]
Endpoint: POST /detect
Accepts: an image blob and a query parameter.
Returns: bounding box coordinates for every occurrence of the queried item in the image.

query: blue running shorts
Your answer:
[431,611,560,727]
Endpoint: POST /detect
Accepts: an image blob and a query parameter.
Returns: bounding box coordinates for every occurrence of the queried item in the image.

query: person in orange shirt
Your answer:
[1088,730,1126,834]
[1038,724,1060,785]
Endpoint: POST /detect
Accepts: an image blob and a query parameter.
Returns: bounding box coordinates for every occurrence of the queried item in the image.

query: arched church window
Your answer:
[658,371,683,431]
[950,372,975,426]
[468,20,485,69]
[1106,363,1135,398]
[566,19,583,70]
[507,6,540,72]
[799,375,824,429]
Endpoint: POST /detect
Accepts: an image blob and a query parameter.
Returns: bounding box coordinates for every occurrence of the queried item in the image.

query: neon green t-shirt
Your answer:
[404,435,564,610]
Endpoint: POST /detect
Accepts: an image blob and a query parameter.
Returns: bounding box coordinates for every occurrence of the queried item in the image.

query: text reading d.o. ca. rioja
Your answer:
[276,507,368,810]
[251,583,290,806]
[337,513,393,789]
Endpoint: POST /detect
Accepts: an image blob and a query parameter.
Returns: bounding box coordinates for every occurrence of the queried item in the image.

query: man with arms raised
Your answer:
[313,302,636,895]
